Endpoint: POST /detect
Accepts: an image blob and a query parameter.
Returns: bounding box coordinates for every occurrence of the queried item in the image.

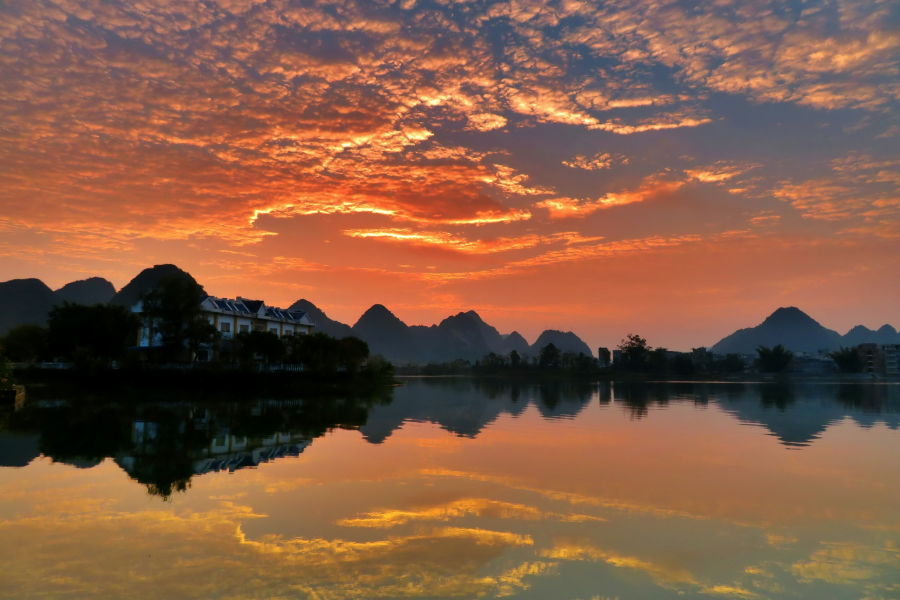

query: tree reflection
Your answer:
[7,388,392,500]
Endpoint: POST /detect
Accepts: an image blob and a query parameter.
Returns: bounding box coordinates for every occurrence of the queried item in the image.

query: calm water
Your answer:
[1,380,899,599]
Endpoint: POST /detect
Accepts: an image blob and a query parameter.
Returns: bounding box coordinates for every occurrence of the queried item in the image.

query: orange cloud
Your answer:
[538,177,687,219]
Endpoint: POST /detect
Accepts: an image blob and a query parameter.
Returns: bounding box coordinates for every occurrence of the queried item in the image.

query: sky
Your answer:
[1,0,899,351]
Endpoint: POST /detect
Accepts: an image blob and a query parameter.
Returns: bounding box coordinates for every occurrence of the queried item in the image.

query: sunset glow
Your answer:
[2,0,899,348]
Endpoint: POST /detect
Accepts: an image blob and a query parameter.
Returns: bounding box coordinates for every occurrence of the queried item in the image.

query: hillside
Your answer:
[0,279,58,335]
[288,299,354,339]
[109,264,204,308]
[55,277,116,305]
[841,324,900,346]
[711,307,843,354]
[351,304,422,363]
[500,332,531,356]
[529,330,594,357]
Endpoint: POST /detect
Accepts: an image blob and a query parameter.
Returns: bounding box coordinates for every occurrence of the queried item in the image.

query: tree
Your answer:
[720,354,746,374]
[618,334,650,371]
[755,345,794,373]
[139,275,211,361]
[539,343,561,369]
[236,330,284,364]
[673,354,694,376]
[0,324,48,362]
[480,352,510,373]
[509,349,521,369]
[649,347,668,373]
[829,346,863,373]
[0,344,14,390]
[340,336,370,374]
[47,303,139,362]
[185,317,220,363]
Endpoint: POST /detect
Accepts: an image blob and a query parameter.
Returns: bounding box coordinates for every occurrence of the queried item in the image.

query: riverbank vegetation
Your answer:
[0,276,393,387]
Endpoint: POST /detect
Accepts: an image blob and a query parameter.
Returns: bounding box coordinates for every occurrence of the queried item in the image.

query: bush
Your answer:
[0,324,48,362]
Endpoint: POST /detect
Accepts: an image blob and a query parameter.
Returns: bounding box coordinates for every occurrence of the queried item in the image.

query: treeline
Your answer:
[402,335,832,377]
[0,275,392,380]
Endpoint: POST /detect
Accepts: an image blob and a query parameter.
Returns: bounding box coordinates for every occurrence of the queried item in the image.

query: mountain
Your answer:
[841,324,900,347]
[109,264,204,308]
[0,279,58,335]
[711,307,842,354]
[55,277,116,305]
[288,299,354,339]
[410,312,495,363]
[500,331,531,356]
[464,311,506,353]
[529,330,594,357]
[348,305,595,364]
[351,304,421,363]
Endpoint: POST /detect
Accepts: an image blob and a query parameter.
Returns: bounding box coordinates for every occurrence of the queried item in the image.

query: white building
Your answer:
[134,295,316,355]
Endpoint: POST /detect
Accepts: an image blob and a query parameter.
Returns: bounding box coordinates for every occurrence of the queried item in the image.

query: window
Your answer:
[255,325,264,332]
[239,324,249,333]
[270,327,278,334]
[221,323,231,333]
[284,328,293,335]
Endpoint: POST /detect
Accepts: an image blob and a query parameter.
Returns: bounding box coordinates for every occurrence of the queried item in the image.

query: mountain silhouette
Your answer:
[0,279,58,335]
[500,331,531,355]
[841,324,900,346]
[288,299,354,339]
[711,307,843,354]
[409,312,495,363]
[352,304,421,362]
[2,266,598,364]
[529,329,594,356]
[55,277,116,305]
[334,302,594,364]
[109,264,204,308]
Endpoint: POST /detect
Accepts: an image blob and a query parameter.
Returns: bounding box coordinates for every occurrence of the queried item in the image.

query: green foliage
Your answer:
[829,346,863,373]
[140,275,210,360]
[617,333,650,371]
[0,324,48,362]
[47,302,139,362]
[363,354,394,378]
[755,344,794,373]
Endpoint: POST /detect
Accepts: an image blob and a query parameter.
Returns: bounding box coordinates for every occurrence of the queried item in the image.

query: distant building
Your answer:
[133,295,315,359]
[598,347,611,368]
[858,344,900,376]
[612,349,623,366]
[789,352,837,375]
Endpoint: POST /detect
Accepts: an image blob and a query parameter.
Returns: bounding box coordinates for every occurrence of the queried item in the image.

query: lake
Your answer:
[1,379,899,599]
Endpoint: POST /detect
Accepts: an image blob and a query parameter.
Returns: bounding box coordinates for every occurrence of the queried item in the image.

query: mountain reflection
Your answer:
[1,381,899,497]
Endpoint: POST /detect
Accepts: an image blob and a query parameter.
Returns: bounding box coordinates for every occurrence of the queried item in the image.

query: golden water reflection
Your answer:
[0,380,898,599]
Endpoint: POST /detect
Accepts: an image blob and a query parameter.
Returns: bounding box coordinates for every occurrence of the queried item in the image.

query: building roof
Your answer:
[199,296,315,327]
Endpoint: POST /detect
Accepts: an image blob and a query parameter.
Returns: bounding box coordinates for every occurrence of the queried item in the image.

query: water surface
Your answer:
[1,380,899,599]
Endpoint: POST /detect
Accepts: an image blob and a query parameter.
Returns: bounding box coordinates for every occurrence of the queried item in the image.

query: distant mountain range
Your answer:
[710,307,900,354]
[3,264,899,360]
[0,265,198,335]
[288,300,593,364]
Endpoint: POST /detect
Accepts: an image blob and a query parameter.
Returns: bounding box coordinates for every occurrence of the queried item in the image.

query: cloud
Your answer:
[342,228,603,255]
[466,113,508,131]
[562,153,628,170]
[538,176,687,218]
